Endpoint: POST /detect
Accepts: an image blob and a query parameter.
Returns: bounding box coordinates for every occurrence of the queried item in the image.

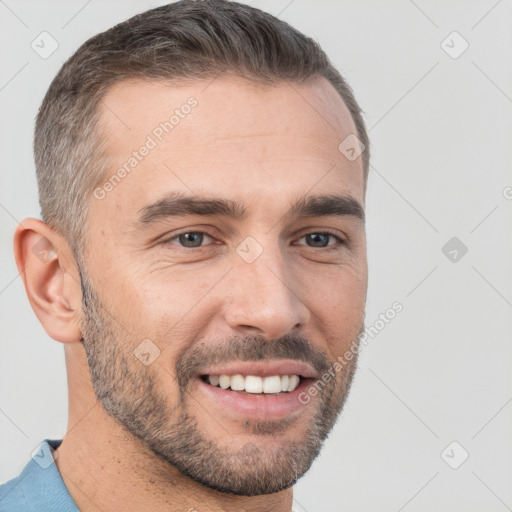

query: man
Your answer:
[0,0,370,510]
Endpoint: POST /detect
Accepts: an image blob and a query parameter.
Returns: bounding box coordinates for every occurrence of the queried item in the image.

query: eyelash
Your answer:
[162,230,345,251]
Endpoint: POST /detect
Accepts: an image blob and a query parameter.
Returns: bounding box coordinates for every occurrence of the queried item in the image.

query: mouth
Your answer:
[194,360,316,421]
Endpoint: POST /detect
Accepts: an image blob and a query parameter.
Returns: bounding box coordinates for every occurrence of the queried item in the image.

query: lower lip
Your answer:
[196,378,312,421]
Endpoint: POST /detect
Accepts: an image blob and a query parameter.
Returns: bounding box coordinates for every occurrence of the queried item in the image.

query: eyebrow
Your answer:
[136,191,364,226]
[291,194,364,222]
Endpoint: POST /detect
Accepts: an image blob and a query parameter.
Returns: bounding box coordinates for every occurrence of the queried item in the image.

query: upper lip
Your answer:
[199,359,317,379]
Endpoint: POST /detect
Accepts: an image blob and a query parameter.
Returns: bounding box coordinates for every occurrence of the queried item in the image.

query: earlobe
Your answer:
[13,218,83,344]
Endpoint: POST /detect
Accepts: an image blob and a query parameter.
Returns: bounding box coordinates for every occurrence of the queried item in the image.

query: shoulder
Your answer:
[0,461,35,511]
[0,439,77,512]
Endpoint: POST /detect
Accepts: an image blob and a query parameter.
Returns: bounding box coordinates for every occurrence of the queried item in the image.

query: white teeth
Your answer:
[287,375,300,392]
[263,375,282,394]
[206,374,301,394]
[245,375,263,393]
[230,374,245,391]
[218,375,230,389]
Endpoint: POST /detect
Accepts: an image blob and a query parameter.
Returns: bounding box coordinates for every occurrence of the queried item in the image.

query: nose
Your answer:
[222,251,310,340]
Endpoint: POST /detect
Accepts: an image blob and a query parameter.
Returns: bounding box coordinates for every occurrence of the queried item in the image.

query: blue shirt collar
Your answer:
[0,439,79,511]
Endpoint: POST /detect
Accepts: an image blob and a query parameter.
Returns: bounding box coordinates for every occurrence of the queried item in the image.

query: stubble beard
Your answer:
[78,267,362,495]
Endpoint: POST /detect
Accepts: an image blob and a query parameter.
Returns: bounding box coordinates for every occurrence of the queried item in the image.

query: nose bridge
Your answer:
[222,240,309,338]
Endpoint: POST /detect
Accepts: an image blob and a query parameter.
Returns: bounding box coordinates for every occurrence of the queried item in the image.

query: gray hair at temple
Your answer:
[34,0,370,259]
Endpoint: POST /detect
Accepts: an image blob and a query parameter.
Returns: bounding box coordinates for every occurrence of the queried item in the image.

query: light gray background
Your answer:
[1,1,511,511]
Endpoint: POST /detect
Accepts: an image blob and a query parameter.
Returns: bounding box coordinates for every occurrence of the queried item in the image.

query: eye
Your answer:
[167,231,214,248]
[296,232,344,248]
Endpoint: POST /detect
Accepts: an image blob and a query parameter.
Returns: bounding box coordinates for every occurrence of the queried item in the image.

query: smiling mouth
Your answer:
[200,374,303,395]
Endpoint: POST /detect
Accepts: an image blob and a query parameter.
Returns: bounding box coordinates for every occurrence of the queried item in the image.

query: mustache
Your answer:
[175,332,332,389]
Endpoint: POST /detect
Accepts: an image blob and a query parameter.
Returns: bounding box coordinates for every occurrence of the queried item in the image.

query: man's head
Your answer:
[16,0,369,498]
[34,0,369,258]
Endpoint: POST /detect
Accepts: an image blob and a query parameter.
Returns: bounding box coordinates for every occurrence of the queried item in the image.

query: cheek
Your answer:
[310,258,367,310]
[117,269,223,359]
[137,269,220,319]
[310,268,367,356]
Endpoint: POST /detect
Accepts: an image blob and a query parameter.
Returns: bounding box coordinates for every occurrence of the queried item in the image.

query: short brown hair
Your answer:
[34,0,369,257]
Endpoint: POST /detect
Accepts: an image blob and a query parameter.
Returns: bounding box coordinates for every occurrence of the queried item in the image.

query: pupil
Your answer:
[180,233,203,247]
[307,233,329,247]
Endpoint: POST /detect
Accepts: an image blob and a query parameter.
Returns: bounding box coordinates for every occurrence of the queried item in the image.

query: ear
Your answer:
[13,218,83,344]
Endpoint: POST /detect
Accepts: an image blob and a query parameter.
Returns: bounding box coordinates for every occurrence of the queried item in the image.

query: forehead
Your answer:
[92,76,364,222]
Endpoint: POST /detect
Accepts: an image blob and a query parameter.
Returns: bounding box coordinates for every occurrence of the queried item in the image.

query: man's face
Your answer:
[80,76,367,495]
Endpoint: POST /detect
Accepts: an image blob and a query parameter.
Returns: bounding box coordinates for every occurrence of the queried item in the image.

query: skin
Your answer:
[14,75,367,512]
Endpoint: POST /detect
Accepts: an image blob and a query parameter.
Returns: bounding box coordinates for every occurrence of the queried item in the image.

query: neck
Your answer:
[55,406,294,512]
